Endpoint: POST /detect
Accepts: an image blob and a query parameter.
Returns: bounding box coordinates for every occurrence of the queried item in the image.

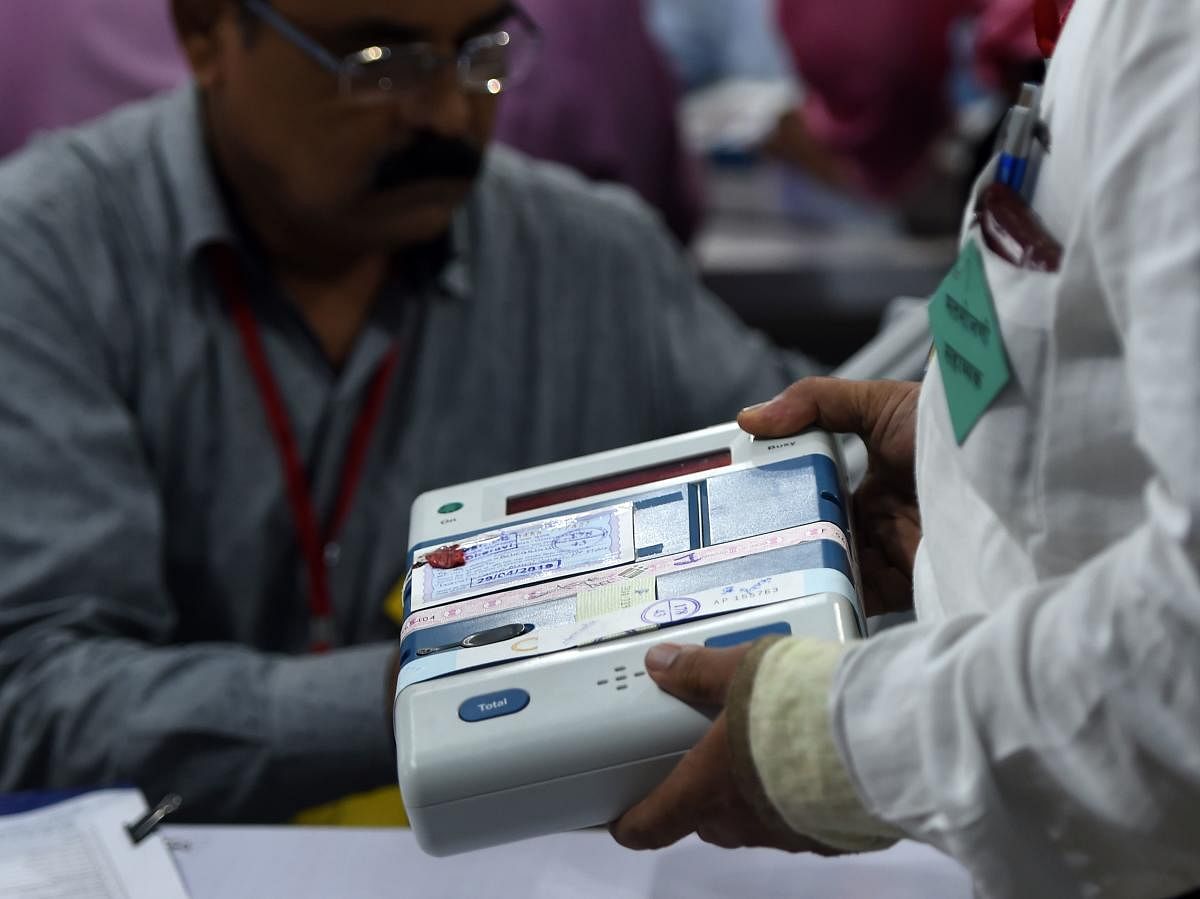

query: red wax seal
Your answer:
[1033,0,1075,58]
[426,544,467,569]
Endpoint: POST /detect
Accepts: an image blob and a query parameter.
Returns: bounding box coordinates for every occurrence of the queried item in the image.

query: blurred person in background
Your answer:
[494,0,702,245]
[646,0,843,187]
[649,0,1041,231]
[0,0,188,157]
[648,0,795,93]
[774,0,1041,201]
[0,0,821,824]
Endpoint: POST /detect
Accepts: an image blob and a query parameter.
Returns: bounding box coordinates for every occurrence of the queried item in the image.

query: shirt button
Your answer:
[324,543,342,567]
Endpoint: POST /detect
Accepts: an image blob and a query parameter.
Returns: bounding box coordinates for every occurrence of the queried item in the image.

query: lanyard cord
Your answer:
[209,246,402,652]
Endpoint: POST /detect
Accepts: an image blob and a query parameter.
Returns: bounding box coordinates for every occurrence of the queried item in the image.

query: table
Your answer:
[166,827,973,899]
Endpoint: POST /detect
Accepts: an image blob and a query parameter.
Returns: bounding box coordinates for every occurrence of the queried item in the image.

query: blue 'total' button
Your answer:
[458,689,530,723]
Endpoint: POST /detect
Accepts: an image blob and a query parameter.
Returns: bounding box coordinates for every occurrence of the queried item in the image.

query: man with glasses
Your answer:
[0,0,817,822]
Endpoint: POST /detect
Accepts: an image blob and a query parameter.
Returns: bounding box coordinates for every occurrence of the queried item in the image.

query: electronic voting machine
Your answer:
[393,423,863,855]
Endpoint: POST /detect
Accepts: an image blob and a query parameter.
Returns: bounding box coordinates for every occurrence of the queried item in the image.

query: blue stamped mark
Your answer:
[641,597,701,626]
[553,527,608,551]
[415,504,632,609]
[722,577,772,598]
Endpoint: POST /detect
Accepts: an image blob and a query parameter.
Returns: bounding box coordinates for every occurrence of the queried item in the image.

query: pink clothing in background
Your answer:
[975,0,1043,87]
[777,0,1039,197]
[493,0,702,244]
[0,0,187,157]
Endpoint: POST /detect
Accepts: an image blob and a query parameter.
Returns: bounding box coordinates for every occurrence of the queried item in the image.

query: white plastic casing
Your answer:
[395,426,860,856]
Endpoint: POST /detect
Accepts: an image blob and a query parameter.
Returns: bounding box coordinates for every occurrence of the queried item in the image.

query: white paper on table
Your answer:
[0,789,190,899]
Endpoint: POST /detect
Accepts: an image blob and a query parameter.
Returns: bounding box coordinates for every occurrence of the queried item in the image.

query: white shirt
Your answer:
[830,1,1200,895]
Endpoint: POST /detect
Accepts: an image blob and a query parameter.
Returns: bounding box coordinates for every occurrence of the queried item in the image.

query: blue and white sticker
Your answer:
[409,503,636,612]
[396,567,855,693]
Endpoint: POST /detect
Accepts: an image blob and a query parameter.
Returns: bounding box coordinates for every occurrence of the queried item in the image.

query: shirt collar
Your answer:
[156,83,474,300]
[156,85,237,263]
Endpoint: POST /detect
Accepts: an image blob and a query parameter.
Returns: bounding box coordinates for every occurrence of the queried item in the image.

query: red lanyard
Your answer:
[1033,0,1075,58]
[209,247,401,653]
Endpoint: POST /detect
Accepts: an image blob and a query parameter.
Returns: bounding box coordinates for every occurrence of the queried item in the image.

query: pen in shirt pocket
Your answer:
[996,106,1034,191]
[995,83,1042,194]
[982,83,1060,272]
[924,86,1058,374]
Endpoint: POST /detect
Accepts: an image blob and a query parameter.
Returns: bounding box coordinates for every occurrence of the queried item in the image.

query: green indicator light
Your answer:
[438,502,464,515]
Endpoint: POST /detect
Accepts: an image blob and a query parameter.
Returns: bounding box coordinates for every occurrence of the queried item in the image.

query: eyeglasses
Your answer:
[241,0,541,102]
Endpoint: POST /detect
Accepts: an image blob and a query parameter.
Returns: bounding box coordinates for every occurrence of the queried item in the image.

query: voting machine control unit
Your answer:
[393,424,863,855]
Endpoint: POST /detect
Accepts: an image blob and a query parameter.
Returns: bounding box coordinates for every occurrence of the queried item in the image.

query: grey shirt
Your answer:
[0,87,815,821]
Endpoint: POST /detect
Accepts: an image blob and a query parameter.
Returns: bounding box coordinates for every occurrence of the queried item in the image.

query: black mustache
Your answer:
[370,134,484,192]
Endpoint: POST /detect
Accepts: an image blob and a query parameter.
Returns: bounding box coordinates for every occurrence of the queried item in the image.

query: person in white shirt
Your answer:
[610,2,1200,897]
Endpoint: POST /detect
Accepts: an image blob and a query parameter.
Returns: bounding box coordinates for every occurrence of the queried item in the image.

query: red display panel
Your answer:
[506,449,733,516]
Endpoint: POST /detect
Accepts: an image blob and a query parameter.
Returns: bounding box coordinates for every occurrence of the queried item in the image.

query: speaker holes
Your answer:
[599,668,642,691]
